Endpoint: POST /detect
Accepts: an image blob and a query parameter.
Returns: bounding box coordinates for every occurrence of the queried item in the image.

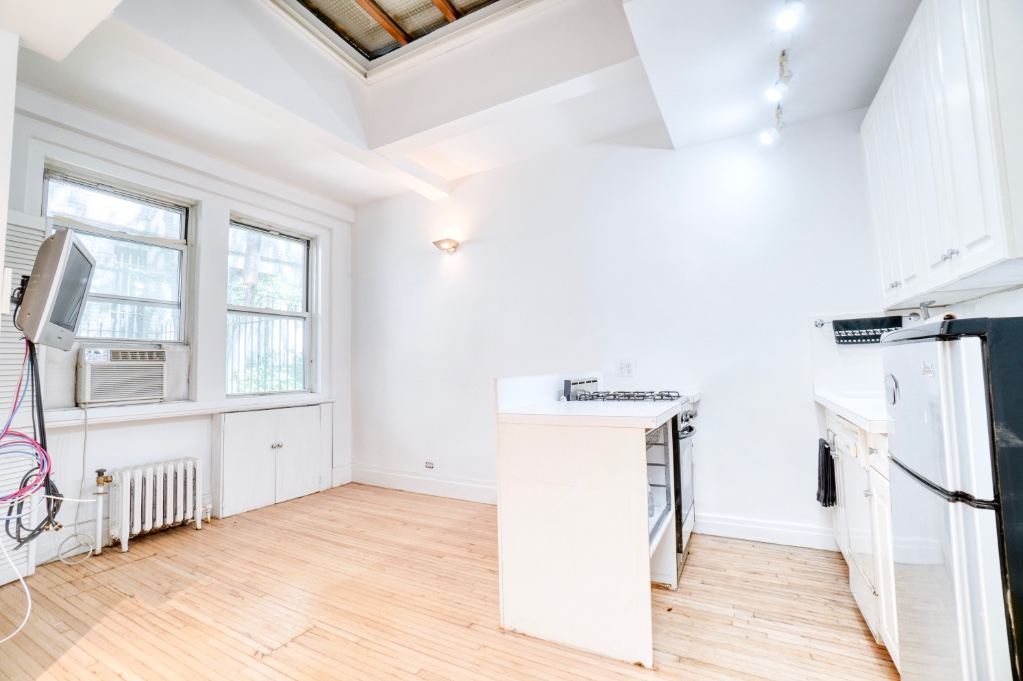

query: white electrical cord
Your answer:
[0,532,31,644]
[57,405,94,565]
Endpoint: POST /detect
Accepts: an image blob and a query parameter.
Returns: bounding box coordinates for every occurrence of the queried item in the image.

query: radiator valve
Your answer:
[95,468,113,487]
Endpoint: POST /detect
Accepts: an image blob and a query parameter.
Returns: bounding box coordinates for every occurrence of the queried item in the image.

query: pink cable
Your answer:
[0,341,51,502]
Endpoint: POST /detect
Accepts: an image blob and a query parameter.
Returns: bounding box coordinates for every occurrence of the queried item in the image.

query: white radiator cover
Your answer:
[109,458,202,552]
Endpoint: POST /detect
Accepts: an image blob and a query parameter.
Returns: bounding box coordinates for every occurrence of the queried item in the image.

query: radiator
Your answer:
[109,458,203,552]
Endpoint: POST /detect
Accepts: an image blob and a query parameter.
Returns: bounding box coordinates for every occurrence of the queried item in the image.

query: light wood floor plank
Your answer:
[0,484,896,680]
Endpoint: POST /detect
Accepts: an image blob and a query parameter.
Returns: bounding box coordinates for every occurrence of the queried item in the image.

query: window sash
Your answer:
[44,173,188,241]
[54,217,187,250]
[44,183,189,344]
[77,299,183,343]
[225,310,309,395]
[227,222,309,315]
[225,304,308,319]
[225,222,311,396]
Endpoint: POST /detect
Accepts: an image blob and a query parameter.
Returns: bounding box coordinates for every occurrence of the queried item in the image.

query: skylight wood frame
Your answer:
[350,0,411,45]
[432,0,461,22]
[262,0,566,82]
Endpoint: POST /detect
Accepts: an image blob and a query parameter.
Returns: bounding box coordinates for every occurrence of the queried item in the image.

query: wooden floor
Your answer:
[0,484,897,680]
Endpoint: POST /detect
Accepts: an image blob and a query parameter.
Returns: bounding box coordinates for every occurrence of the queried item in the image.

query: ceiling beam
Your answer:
[431,0,461,22]
[351,0,411,45]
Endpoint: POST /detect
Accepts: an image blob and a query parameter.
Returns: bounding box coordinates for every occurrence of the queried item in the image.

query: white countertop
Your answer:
[498,398,690,429]
[814,391,890,433]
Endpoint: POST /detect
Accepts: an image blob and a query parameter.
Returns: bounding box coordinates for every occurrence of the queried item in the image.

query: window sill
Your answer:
[42,393,335,429]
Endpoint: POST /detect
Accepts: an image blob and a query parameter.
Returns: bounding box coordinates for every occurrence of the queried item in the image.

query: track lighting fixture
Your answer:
[760,105,785,146]
[765,50,794,103]
[775,0,803,31]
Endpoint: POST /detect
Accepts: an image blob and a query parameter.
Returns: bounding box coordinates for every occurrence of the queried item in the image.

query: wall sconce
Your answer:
[433,238,459,253]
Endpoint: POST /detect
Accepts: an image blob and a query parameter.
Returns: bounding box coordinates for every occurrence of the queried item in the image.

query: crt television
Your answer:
[16,229,96,351]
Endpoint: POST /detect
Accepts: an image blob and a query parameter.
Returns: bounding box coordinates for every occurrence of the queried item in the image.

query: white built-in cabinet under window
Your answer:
[212,404,332,518]
[226,222,310,396]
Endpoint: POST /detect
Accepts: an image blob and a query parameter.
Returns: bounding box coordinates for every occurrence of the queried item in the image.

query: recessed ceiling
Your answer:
[297,0,502,59]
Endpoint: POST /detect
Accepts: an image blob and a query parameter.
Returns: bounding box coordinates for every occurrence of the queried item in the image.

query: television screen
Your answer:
[48,244,92,331]
[17,229,97,350]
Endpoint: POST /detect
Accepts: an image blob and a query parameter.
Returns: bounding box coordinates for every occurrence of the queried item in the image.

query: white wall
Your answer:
[0,29,16,282]
[352,109,881,549]
[368,0,640,149]
[113,0,369,149]
[6,88,354,564]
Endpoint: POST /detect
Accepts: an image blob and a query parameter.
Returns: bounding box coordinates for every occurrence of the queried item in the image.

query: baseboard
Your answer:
[332,464,353,488]
[695,512,838,552]
[352,464,497,504]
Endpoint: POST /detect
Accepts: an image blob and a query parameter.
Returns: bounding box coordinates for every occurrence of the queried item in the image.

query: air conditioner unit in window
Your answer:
[76,348,167,406]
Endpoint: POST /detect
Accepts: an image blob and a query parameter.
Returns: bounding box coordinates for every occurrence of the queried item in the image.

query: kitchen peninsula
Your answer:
[495,373,699,668]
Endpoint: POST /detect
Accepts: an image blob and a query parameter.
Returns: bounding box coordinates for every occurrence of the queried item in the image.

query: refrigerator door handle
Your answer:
[890,456,998,510]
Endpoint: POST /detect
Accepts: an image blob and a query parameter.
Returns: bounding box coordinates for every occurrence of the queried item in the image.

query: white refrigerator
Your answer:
[882,318,1023,680]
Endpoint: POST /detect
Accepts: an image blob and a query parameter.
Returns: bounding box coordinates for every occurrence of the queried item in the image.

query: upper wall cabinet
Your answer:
[862,0,1023,310]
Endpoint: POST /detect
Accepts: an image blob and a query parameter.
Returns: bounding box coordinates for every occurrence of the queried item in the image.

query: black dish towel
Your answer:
[817,438,836,507]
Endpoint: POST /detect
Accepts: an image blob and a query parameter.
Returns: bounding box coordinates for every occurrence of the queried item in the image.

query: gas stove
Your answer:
[574,390,682,402]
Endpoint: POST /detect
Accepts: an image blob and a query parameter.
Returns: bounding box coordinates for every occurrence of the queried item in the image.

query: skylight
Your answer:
[297,0,504,60]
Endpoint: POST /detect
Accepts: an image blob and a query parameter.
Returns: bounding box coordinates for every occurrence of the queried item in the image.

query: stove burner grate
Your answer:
[575,390,681,402]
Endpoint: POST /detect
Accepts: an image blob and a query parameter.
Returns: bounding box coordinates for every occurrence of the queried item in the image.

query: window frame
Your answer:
[42,172,190,345]
[226,220,312,397]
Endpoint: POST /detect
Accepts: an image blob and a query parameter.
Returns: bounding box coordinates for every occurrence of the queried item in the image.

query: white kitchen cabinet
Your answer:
[830,417,878,639]
[862,0,1023,309]
[870,466,899,671]
[213,404,333,518]
[822,407,898,667]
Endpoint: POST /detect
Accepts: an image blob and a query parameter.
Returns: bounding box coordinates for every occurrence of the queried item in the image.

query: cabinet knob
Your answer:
[888,281,902,290]
[941,248,960,261]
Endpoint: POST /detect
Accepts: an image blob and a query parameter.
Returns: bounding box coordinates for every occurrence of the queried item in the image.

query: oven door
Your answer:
[675,421,695,563]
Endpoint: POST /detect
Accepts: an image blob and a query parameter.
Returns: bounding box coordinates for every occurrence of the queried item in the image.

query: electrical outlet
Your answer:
[425,462,434,469]
[617,360,636,378]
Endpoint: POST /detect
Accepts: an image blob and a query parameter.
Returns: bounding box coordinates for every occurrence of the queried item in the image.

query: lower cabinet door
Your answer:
[222,409,278,517]
[832,443,850,558]
[849,558,879,641]
[870,467,899,669]
[275,405,324,504]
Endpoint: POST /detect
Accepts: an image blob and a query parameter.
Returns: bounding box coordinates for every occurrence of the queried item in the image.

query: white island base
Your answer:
[496,386,684,669]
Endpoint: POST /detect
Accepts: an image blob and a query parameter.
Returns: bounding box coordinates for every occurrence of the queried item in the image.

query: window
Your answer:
[44,174,188,342]
[226,223,309,395]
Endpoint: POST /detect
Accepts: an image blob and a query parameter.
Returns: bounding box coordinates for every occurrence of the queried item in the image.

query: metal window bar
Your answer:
[225,312,307,395]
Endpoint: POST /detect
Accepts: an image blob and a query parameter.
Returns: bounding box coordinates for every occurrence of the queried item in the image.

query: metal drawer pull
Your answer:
[864,490,873,498]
